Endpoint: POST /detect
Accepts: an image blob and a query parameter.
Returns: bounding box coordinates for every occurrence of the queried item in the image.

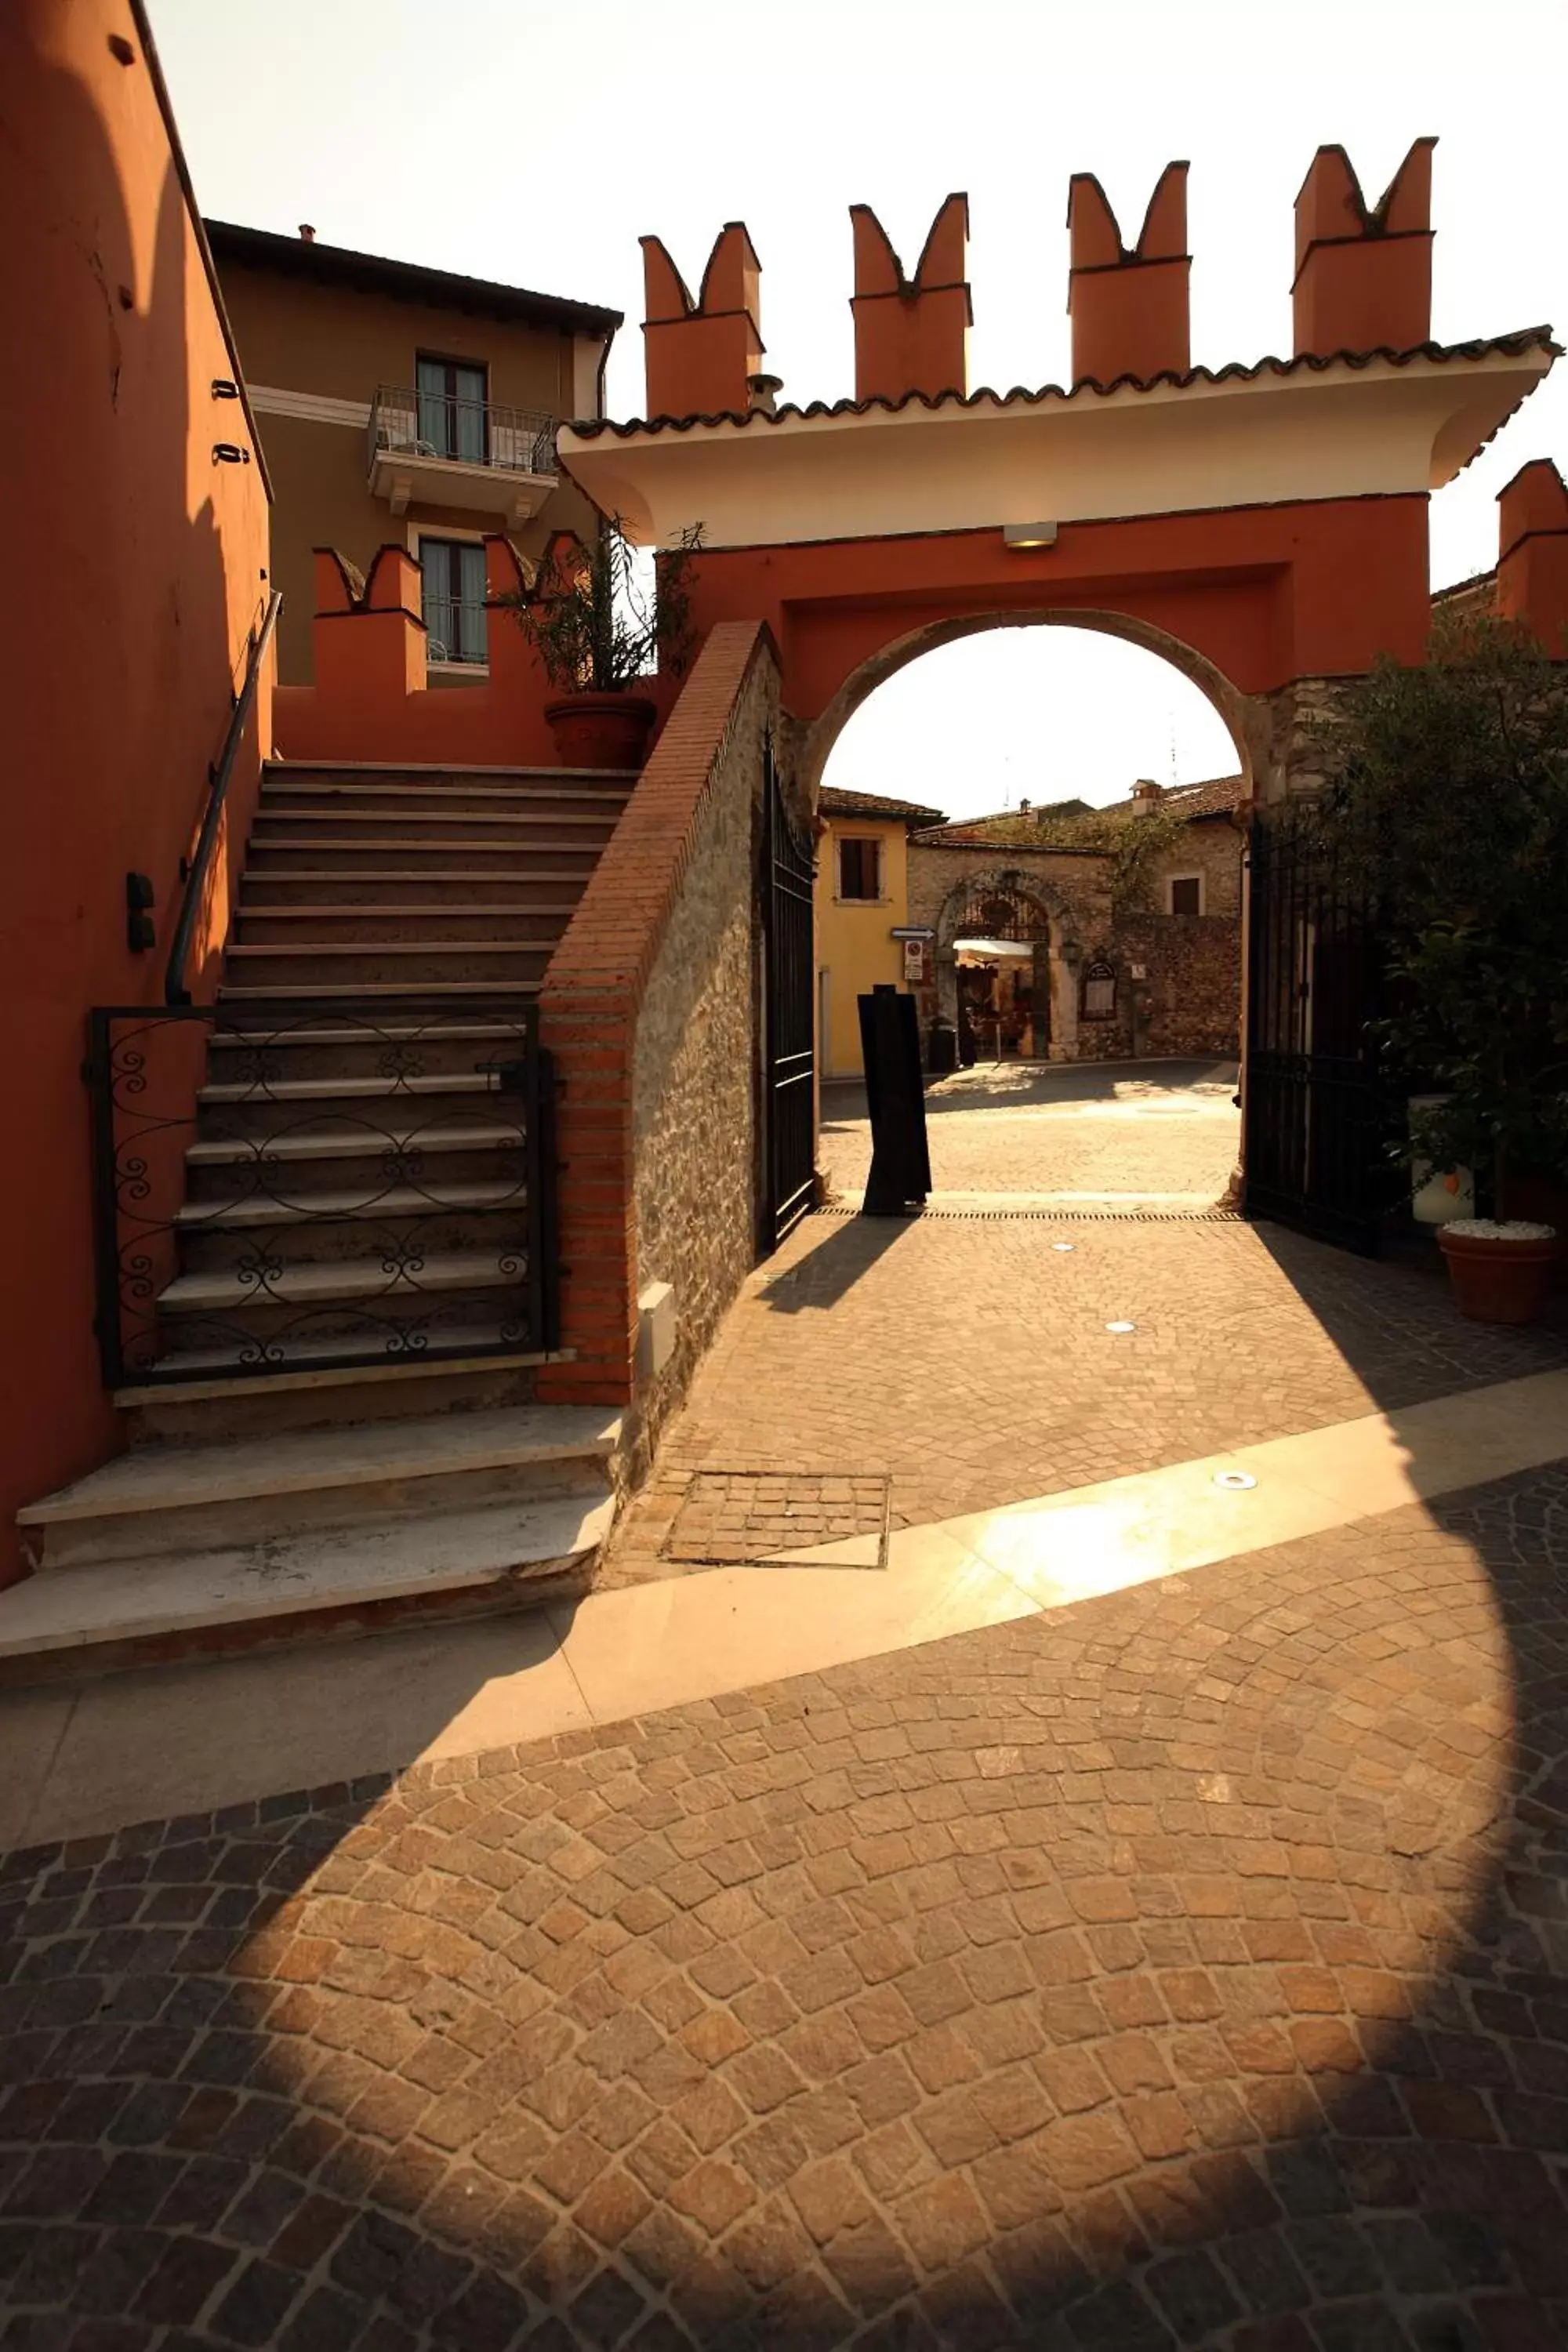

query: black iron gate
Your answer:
[1244,800,1396,1253]
[762,739,817,1249]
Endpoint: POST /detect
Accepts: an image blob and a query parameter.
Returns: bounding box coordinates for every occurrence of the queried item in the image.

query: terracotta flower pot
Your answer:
[1437,1222,1559,1324]
[544,693,655,771]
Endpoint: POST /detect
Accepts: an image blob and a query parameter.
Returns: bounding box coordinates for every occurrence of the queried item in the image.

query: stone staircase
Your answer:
[4,760,638,1675]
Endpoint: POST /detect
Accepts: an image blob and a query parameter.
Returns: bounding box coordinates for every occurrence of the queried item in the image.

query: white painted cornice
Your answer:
[558,339,1555,549]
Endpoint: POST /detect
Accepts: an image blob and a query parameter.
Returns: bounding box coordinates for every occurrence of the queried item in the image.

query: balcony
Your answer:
[367,383,558,529]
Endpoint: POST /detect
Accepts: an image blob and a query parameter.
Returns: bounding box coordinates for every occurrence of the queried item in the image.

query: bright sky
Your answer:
[150,0,1568,817]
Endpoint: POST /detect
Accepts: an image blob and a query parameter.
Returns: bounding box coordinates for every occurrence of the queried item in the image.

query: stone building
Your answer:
[906,774,1244,1063]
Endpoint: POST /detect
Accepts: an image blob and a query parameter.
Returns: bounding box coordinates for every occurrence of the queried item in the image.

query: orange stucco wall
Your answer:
[273,537,681,767]
[0,0,273,1584]
[677,494,1432,724]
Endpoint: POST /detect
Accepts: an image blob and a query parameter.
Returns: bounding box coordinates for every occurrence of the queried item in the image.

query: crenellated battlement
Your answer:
[1066,162,1189,387]
[1292,138,1436,358]
[849,193,972,403]
[639,222,764,423]
[631,137,1461,423]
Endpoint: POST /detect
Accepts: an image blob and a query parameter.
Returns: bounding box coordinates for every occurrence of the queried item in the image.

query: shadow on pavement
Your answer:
[3,1465,1568,2343]
[756,1211,913,1314]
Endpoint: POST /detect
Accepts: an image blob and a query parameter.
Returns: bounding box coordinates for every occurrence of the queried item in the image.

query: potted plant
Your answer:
[1310,615,1568,1324]
[506,517,702,769]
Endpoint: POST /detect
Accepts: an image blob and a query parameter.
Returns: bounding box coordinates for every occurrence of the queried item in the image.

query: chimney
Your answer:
[1131,778,1163,815]
[298,223,316,243]
[1018,797,1031,813]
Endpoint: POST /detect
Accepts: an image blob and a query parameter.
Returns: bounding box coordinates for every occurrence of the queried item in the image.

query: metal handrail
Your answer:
[367,384,557,478]
[165,590,281,1006]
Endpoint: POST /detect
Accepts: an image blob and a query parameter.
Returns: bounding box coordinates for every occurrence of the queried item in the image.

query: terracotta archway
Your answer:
[797,604,1259,808]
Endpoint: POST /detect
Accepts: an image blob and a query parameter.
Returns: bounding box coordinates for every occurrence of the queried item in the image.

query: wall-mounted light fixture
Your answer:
[125,873,155,954]
[1003,521,1058,549]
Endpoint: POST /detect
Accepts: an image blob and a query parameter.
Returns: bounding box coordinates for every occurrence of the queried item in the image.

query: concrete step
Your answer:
[134,1315,550,1388]
[218,980,543,1003]
[240,872,594,907]
[182,1149,525,1218]
[205,1018,528,1082]
[200,1069,499,1106]
[260,782,632,815]
[250,810,619,843]
[196,1073,506,1139]
[234,907,574,946]
[208,1019,521,1048]
[246,842,599,874]
[175,1191,524,1272]
[159,1247,523,1316]
[260,772,633,793]
[263,760,636,785]
[19,1404,619,1570]
[0,1489,615,1661]
[223,943,552,987]
[186,1120,524,1166]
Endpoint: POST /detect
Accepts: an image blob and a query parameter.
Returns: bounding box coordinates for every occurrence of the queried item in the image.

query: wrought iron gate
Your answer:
[762,739,817,1249]
[85,998,557,1387]
[1244,801,1396,1253]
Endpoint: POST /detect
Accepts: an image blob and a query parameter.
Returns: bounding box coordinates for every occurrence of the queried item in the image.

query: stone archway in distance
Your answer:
[934,869,1065,1065]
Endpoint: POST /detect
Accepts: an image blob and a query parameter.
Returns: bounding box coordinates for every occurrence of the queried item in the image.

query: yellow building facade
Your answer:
[815,787,946,1079]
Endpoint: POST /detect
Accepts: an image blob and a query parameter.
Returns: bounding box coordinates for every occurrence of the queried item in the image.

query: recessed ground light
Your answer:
[1214,1471,1258,1491]
[1105,1320,1136,1334]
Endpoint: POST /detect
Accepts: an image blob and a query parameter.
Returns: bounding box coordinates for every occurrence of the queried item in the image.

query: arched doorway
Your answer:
[938,873,1060,1065]
[800,605,1258,809]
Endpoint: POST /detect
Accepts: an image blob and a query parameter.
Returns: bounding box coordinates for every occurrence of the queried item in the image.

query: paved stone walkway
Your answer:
[818,1062,1242,1207]
[5,1462,1568,2348]
[604,1211,1568,1584]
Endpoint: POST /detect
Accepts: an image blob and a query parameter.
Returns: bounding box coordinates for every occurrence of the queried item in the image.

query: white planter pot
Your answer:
[1408,1094,1474,1225]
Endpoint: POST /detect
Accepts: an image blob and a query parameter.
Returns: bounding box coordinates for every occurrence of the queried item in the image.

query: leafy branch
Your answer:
[953,801,1200,913]
[503,517,703,694]
[1306,613,1568,1210]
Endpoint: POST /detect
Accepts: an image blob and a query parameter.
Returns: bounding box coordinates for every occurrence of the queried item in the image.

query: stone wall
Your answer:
[1149,817,1243,916]
[630,655,774,1470]
[538,623,779,1478]
[1115,912,1242,1058]
[1257,676,1353,803]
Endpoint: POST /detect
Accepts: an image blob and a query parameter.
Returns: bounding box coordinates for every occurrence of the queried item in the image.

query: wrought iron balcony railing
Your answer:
[368,384,557,478]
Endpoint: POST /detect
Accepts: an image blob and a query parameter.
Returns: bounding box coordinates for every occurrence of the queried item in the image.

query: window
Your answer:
[420,538,488,665]
[416,355,488,463]
[837,837,882,901]
[1167,874,1203,916]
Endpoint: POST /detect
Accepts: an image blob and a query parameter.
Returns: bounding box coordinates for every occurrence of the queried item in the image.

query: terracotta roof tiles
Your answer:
[566,328,1556,439]
[818,786,949,826]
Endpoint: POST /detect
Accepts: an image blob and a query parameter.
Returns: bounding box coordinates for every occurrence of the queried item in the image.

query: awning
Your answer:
[955,938,1036,961]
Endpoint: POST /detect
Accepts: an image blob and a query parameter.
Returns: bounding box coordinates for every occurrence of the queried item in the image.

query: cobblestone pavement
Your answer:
[604,1211,1568,1584]
[818,1063,1242,1206]
[5,1464,1568,2348]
